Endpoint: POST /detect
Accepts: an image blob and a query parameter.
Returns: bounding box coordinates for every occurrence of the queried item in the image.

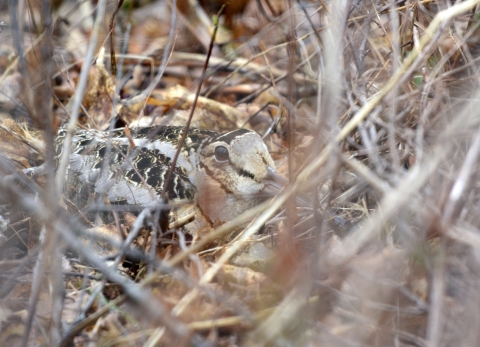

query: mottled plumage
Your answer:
[55,126,285,227]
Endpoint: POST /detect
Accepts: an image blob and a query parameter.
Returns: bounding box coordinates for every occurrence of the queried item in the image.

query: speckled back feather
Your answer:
[55,125,281,227]
[55,126,216,209]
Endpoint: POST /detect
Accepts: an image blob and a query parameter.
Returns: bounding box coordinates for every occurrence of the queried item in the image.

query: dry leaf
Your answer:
[0,119,35,170]
[81,49,116,130]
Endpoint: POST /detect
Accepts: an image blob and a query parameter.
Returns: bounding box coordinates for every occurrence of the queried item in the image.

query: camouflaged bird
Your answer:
[55,126,287,228]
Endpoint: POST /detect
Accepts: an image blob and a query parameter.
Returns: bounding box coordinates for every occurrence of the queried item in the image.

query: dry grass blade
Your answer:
[55,0,108,190]
[4,0,480,346]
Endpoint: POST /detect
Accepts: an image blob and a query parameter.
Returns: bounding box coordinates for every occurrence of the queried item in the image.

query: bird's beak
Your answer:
[262,166,311,208]
[262,166,288,197]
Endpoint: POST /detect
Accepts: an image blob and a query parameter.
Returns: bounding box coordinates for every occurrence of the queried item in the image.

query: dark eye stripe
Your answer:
[237,168,255,180]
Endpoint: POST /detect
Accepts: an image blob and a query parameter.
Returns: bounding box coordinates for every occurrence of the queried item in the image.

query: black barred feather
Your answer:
[55,125,279,227]
[55,126,215,213]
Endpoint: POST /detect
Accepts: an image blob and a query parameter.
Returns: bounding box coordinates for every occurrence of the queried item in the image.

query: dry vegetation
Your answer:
[2,0,480,346]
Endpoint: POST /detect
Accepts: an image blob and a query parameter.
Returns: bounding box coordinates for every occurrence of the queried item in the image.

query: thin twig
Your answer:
[109,0,125,77]
[170,0,480,315]
[56,0,108,190]
[160,5,224,201]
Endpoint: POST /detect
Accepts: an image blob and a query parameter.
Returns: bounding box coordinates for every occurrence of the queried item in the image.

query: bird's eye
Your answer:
[214,146,229,162]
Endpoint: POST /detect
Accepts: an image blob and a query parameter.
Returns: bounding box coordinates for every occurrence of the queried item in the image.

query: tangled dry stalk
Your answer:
[2,0,480,346]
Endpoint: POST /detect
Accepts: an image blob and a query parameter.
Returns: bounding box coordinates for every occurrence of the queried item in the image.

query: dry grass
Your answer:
[2,0,480,346]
